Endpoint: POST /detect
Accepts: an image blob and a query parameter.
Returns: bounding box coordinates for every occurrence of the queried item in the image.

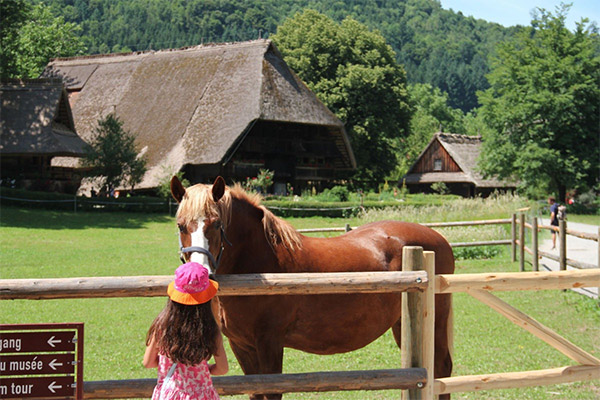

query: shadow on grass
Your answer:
[0,206,173,230]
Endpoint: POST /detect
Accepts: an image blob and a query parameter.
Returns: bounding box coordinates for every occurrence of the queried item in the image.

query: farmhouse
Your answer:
[43,39,356,194]
[0,79,89,193]
[402,132,516,197]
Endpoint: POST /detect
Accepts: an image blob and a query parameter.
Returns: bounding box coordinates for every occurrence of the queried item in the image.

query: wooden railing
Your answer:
[2,250,599,399]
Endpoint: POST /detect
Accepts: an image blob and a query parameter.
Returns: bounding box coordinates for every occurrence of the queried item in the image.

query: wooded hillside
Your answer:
[41,0,518,112]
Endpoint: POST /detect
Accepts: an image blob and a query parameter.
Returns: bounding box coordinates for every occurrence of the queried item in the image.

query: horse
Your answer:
[171,176,454,399]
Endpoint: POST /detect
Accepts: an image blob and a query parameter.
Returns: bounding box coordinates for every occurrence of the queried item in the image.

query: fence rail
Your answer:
[515,214,599,275]
[2,261,599,399]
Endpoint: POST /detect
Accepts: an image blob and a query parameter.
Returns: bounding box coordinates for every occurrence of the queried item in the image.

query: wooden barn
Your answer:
[0,79,89,193]
[43,39,356,194]
[402,132,516,197]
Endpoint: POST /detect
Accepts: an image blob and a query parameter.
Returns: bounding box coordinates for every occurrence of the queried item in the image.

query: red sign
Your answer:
[0,376,75,398]
[0,354,75,376]
[0,324,83,400]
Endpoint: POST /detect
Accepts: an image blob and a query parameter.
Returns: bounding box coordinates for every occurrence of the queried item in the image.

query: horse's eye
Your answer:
[178,225,186,233]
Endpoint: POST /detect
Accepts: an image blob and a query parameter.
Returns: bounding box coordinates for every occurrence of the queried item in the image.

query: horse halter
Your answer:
[178,221,232,273]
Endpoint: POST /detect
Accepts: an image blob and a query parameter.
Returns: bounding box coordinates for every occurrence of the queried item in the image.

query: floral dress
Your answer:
[152,354,219,400]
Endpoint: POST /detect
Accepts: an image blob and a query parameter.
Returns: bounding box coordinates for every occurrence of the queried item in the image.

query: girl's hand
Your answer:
[209,333,229,376]
[143,334,159,368]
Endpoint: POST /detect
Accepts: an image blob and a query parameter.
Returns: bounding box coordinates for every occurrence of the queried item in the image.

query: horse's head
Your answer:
[171,175,302,274]
[170,176,230,274]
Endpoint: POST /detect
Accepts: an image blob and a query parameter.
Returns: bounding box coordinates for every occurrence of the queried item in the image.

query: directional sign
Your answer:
[0,376,74,398]
[0,323,83,399]
[0,353,75,376]
[0,331,75,353]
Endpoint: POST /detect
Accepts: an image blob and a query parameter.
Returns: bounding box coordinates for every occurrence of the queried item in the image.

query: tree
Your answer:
[477,4,599,202]
[272,9,411,188]
[0,1,86,78]
[83,114,147,193]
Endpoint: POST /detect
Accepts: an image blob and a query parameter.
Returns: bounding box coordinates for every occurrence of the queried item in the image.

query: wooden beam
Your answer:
[83,369,428,398]
[0,271,428,300]
[468,289,600,366]
[422,251,436,400]
[423,219,511,227]
[435,269,600,294]
[434,365,600,395]
[401,247,426,399]
[449,239,512,248]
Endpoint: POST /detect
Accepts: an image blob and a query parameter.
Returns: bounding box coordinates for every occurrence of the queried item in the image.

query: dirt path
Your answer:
[538,220,599,299]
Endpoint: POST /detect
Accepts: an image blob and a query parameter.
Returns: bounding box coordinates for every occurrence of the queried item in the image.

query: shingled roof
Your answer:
[1,79,89,157]
[43,39,355,189]
[404,132,515,188]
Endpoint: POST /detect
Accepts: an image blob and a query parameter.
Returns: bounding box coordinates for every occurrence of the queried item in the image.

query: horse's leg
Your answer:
[391,294,453,400]
[434,293,453,400]
[254,334,284,400]
[228,340,267,400]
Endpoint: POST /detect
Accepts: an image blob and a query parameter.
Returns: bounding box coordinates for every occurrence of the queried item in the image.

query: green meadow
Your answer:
[1,202,598,399]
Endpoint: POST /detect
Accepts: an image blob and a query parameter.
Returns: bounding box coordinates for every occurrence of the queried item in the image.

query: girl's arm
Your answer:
[143,334,159,368]
[208,332,229,376]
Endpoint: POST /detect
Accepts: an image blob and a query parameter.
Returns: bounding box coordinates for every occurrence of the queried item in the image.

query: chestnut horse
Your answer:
[171,176,454,399]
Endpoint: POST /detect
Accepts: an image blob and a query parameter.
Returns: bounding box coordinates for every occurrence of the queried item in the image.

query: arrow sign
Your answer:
[0,331,75,353]
[49,358,63,370]
[0,376,74,398]
[0,353,75,376]
[47,336,61,348]
[48,381,62,393]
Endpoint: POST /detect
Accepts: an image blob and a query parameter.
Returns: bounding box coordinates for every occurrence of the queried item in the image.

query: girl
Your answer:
[144,262,228,399]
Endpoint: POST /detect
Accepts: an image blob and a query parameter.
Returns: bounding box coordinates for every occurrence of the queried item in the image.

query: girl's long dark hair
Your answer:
[147,299,219,365]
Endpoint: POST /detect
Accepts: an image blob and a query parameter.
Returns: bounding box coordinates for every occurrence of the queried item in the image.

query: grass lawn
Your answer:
[1,206,598,399]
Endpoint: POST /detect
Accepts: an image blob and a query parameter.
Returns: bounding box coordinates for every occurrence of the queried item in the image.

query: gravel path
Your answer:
[537,220,599,299]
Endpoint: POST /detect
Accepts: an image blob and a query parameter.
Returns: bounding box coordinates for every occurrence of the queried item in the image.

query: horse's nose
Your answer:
[190,252,213,274]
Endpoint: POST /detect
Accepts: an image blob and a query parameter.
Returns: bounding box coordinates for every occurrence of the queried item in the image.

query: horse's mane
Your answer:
[177,183,302,251]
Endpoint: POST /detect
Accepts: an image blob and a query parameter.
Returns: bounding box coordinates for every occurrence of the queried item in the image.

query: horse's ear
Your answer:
[212,176,226,202]
[170,175,186,203]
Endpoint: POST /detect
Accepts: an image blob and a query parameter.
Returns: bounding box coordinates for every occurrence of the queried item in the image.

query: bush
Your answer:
[328,186,350,202]
[0,187,169,213]
[453,246,502,260]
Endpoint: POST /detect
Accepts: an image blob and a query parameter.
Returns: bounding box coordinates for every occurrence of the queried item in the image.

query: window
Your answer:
[434,159,442,171]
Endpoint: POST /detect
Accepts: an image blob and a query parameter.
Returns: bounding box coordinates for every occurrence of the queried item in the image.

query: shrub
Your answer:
[329,186,350,202]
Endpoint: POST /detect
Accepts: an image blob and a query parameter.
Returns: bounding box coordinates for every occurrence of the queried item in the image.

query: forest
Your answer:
[2,0,598,202]
[38,0,519,112]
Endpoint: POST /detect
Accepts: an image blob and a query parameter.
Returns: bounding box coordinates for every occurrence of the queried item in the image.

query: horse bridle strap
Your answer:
[179,223,232,272]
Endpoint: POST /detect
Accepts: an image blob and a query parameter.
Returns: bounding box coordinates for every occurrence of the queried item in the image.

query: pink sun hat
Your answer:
[167,262,218,305]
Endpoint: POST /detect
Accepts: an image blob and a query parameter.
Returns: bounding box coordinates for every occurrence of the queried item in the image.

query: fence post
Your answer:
[401,246,432,400]
[345,223,352,232]
[559,219,567,271]
[519,213,525,272]
[532,217,539,272]
[511,214,517,262]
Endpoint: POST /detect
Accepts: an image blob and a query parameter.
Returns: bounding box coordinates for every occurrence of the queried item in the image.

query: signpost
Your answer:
[0,323,83,400]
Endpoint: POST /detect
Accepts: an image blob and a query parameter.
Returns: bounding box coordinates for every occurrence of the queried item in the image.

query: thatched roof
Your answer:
[1,79,88,157]
[43,40,355,189]
[404,132,515,188]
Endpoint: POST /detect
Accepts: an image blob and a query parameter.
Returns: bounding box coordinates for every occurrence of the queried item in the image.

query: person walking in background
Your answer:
[548,196,559,249]
[143,262,228,399]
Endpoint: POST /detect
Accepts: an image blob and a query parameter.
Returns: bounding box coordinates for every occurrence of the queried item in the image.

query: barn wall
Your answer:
[412,141,461,173]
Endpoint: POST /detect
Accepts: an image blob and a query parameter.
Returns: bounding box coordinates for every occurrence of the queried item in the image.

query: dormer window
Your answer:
[434,159,442,171]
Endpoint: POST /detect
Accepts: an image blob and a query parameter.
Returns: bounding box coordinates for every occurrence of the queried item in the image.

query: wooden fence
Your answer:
[2,248,599,399]
[298,218,514,249]
[512,214,599,272]
[302,216,599,295]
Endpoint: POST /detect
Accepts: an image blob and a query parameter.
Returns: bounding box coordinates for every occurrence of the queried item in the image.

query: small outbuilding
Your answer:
[402,132,516,197]
[43,39,356,194]
[0,79,89,193]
